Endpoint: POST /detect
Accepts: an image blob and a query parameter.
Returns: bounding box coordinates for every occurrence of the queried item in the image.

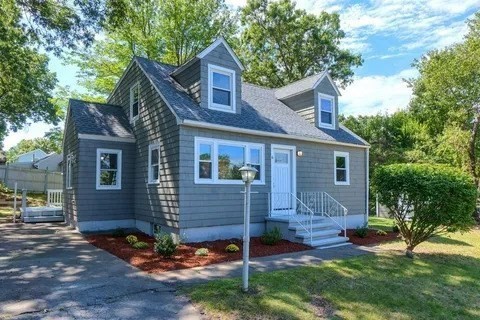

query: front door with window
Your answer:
[271,147,295,215]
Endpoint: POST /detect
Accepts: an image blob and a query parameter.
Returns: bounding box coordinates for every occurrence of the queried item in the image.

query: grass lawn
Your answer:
[368,216,395,231]
[185,220,480,319]
[0,187,46,220]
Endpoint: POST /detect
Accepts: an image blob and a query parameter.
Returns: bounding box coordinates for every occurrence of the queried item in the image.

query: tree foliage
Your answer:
[238,0,362,87]
[70,0,236,97]
[373,164,476,256]
[6,128,64,163]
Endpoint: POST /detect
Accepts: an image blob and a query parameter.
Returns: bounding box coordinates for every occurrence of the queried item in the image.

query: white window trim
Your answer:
[334,151,350,186]
[318,93,335,129]
[96,148,122,190]
[208,64,236,113]
[130,82,140,123]
[148,143,160,184]
[66,153,73,190]
[194,137,265,185]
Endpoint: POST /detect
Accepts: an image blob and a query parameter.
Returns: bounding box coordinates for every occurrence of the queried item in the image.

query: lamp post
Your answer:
[239,164,258,293]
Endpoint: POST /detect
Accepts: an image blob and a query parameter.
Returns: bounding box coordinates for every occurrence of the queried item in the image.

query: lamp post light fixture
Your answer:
[239,164,258,293]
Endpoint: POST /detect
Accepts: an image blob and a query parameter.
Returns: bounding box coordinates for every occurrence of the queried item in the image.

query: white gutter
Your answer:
[181,120,370,149]
[78,134,136,143]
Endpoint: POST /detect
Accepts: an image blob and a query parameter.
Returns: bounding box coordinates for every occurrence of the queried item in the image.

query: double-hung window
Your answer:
[66,153,73,189]
[208,64,236,113]
[334,151,350,185]
[195,137,264,184]
[148,144,160,184]
[130,83,140,122]
[318,93,335,129]
[96,149,122,190]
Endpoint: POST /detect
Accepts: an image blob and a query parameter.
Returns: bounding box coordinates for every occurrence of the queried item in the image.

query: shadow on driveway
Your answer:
[0,223,200,319]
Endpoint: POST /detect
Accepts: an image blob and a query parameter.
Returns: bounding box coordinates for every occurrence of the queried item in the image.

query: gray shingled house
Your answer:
[63,38,369,248]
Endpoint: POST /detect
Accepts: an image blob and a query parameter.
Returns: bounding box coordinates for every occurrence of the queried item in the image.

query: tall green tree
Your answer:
[71,0,236,97]
[408,12,480,186]
[238,0,362,88]
[6,128,64,163]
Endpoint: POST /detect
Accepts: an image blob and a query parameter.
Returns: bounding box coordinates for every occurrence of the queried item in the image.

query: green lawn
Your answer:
[0,188,46,220]
[185,224,480,320]
[368,216,395,231]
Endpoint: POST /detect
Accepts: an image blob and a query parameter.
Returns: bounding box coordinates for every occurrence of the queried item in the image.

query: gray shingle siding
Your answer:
[63,112,80,228]
[199,43,242,114]
[178,126,366,230]
[108,63,181,229]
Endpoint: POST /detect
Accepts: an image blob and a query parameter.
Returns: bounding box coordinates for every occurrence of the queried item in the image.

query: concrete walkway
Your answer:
[0,223,200,320]
[154,244,378,286]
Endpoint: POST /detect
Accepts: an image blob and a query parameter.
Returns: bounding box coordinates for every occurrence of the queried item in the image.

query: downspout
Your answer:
[365,148,370,226]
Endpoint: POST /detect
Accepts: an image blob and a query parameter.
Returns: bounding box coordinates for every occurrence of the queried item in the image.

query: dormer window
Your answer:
[318,93,335,129]
[130,82,139,122]
[208,64,236,113]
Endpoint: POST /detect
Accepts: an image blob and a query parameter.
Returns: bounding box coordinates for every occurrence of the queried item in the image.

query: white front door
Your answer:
[271,147,294,215]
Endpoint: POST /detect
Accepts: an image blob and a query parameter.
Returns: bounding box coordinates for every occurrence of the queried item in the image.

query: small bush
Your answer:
[261,227,282,245]
[154,231,178,258]
[354,224,369,238]
[126,235,138,245]
[225,244,240,253]
[112,228,126,238]
[195,248,209,256]
[132,241,149,249]
[392,224,400,233]
[376,230,388,236]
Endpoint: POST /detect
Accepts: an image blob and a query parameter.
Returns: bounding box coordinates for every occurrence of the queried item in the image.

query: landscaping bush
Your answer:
[392,224,400,233]
[132,241,149,249]
[261,227,282,245]
[354,224,369,238]
[376,230,388,236]
[373,164,477,256]
[154,231,178,258]
[195,248,209,256]
[225,244,240,253]
[112,228,126,238]
[126,235,138,245]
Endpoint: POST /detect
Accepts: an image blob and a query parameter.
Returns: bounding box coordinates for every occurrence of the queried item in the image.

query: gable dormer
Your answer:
[275,72,341,130]
[171,37,244,114]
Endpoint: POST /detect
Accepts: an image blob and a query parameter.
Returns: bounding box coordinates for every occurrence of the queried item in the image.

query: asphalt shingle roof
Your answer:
[69,99,134,138]
[136,57,366,146]
[274,72,326,100]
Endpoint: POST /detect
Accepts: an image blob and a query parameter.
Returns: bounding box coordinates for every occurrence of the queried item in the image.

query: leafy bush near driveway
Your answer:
[373,163,477,256]
[154,231,178,258]
[126,235,138,245]
[225,244,239,253]
[195,248,209,256]
[376,230,388,236]
[132,241,149,249]
[261,227,282,245]
[112,228,126,238]
[354,224,369,238]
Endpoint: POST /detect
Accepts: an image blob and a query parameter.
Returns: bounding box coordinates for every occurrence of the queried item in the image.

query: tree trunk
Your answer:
[468,115,480,188]
[406,245,415,258]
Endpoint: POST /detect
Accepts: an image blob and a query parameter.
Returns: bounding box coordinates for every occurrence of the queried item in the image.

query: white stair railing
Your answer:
[47,189,63,207]
[268,192,314,243]
[300,191,348,238]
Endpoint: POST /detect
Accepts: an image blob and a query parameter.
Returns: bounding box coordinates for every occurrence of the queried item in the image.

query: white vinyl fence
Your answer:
[0,165,63,193]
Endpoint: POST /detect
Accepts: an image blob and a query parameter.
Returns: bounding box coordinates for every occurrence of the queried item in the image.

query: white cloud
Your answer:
[339,68,418,116]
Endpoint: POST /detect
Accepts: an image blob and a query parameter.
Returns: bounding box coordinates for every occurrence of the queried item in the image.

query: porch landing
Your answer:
[265,215,350,249]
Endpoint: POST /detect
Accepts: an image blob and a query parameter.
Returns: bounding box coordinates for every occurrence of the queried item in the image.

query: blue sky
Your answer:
[3,0,479,149]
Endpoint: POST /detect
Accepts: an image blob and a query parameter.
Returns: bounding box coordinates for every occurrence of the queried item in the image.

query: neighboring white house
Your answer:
[13,149,48,166]
[33,153,63,172]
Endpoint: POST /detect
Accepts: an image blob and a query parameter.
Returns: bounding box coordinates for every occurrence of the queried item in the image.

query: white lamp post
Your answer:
[239,164,258,293]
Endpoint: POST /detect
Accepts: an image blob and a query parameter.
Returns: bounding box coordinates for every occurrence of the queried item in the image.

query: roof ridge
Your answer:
[242,82,275,91]
[69,98,121,108]
[276,71,326,90]
[134,56,177,68]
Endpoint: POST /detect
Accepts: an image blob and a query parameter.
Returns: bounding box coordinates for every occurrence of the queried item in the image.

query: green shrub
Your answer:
[225,244,240,253]
[354,224,369,238]
[392,224,400,233]
[261,227,283,245]
[195,248,209,256]
[373,164,477,256]
[126,235,138,245]
[376,230,388,236]
[112,228,126,238]
[154,231,178,258]
[132,241,149,249]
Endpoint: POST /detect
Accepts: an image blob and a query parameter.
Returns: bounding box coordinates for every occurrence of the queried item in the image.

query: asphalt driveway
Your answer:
[0,223,200,320]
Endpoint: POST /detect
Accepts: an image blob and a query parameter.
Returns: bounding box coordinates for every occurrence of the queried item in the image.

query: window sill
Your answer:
[334,182,350,186]
[194,180,265,186]
[208,104,236,113]
[96,187,122,190]
[147,181,160,185]
[318,123,335,129]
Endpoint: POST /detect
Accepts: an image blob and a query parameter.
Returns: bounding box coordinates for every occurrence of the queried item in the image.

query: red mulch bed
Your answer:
[86,233,312,273]
[342,229,400,246]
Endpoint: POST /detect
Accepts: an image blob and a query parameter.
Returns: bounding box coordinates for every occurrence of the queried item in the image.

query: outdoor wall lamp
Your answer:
[297,150,303,157]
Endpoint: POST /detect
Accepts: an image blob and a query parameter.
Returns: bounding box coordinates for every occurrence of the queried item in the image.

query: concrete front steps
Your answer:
[265,215,350,249]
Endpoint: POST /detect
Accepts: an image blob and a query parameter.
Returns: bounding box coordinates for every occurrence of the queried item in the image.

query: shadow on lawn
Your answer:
[188,252,480,319]
[427,234,474,247]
